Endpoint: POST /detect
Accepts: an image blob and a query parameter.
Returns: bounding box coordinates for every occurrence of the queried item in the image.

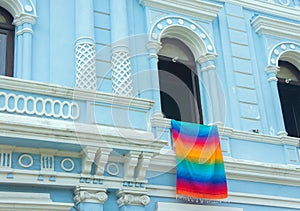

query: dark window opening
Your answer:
[277,60,300,138]
[0,7,14,77]
[158,56,203,124]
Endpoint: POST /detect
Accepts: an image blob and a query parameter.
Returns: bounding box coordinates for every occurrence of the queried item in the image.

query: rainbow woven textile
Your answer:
[171,119,228,200]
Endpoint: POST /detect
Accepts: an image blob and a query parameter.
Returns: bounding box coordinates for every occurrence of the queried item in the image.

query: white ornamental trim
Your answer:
[18,154,34,168]
[61,158,75,172]
[106,162,120,176]
[251,15,300,41]
[267,42,300,67]
[149,16,216,55]
[0,76,154,110]
[0,92,80,120]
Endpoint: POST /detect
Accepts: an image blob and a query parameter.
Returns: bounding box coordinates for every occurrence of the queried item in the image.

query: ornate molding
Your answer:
[117,190,150,206]
[149,16,216,59]
[139,0,222,21]
[0,113,166,154]
[0,76,154,110]
[267,42,300,68]
[251,15,300,41]
[0,92,80,120]
[74,187,108,204]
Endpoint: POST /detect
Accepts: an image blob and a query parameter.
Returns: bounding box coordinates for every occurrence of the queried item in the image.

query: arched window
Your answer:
[158,38,203,124]
[277,60,300,138]
[0,7,14,77]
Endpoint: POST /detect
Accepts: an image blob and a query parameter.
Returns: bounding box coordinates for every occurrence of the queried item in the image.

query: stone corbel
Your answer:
[74,186,107,204]
[136,152,154,180]
[124,151,141,179]
[94,148,112,177]
[81,146,98,177]
[117,189,150,207]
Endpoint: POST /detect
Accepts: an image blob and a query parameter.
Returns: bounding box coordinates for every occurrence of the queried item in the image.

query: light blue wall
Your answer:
[2,0,300,210]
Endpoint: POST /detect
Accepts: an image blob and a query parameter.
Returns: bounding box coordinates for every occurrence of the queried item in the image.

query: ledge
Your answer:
[149,154,300,187]
[151,116,300,146]
[139,0,222,21]
[0,192,73,211]
[148,186,300,209]
[0,113,167,153]
[0,76,154,110]
[251,15,300,40]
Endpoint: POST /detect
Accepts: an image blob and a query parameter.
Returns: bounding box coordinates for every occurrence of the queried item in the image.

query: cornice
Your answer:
[216,0,300,21]
[149,154,300,187]
[139,0,222,21]
[251,15,300,41]
[0,76,154,110]
[0,113,167,153]
[151,116,300,146]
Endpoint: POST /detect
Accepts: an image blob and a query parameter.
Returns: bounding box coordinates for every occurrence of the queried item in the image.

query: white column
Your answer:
[197,54,224,125]
[13,16,36,80]
[266,66,287,136]
[110,0,133,96]
[75,0,97,90]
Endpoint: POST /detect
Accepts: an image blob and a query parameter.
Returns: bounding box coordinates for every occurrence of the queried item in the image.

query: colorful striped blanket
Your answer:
[171,119,228,200]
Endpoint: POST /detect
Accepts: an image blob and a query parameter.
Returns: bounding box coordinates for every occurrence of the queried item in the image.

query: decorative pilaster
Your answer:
[13,16,36,79]
[74,186,108,211]
[111,46,133,96]
[110,0,133,96]
[265,66,287,136]
[197,54,223,125]
[75,0,97,90]
[147,40,162,113]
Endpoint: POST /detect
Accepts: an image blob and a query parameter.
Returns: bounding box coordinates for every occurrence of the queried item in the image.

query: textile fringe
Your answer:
[176,194,226,205]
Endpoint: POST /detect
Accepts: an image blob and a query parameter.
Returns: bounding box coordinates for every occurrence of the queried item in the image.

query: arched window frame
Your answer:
[0,0,37,79]
[158,37,203,123]
[266,42,300,137]
[0,6,15,76]
[148,16,224,125]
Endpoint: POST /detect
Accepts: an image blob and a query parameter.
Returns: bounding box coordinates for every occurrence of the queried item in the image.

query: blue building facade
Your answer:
[0,0,300,210]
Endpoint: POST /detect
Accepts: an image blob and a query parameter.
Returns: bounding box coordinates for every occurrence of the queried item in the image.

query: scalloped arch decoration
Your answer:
[268,42,300,69]
[0,0,36,18]
[149,16,216,59]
